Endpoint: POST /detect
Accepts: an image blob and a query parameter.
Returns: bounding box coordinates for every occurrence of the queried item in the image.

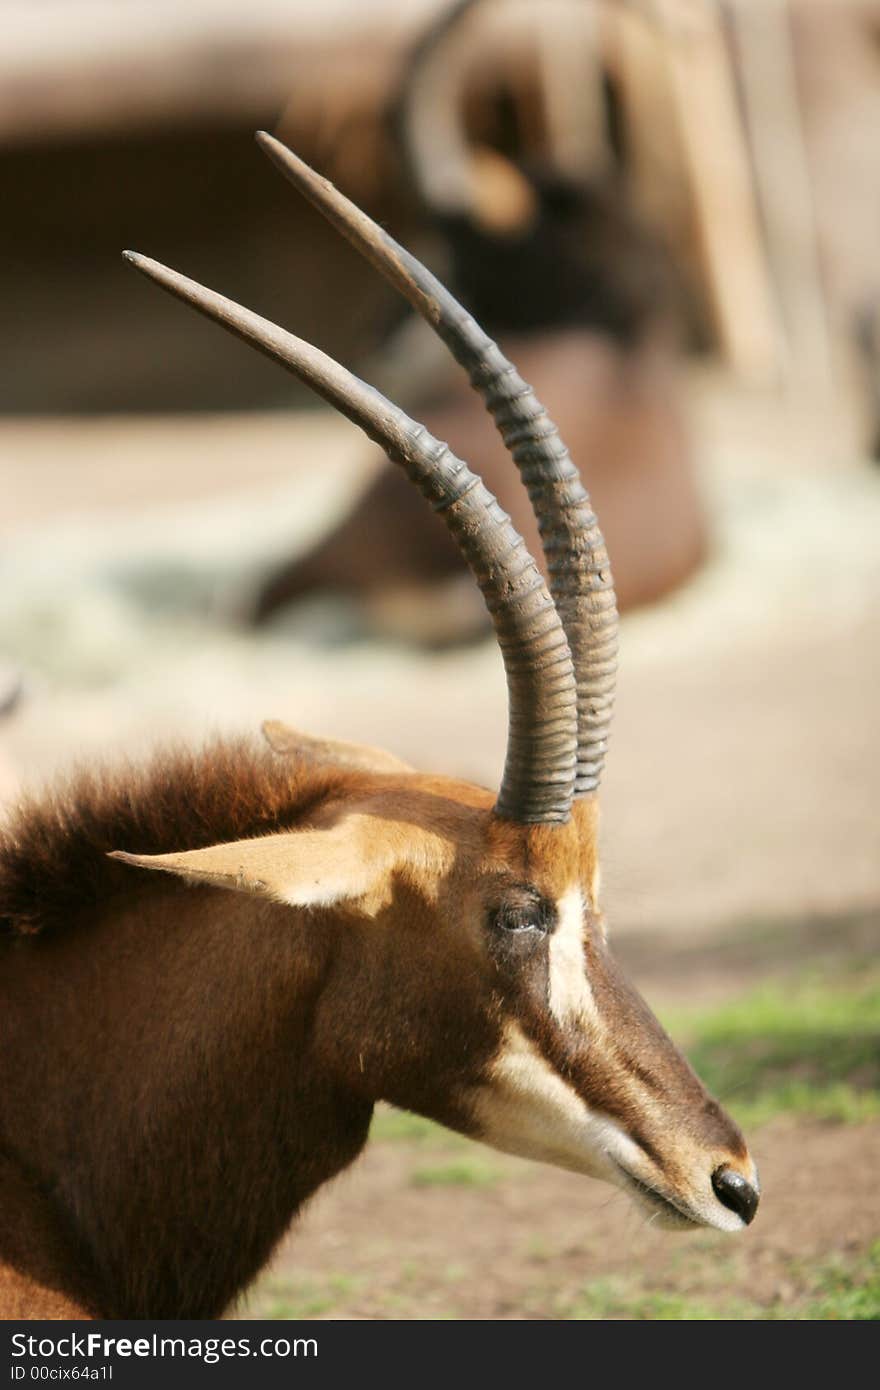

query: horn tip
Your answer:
[122,250,156,277]
[256,129,292,167]
[256,130,324,194]
[121,251,173,290]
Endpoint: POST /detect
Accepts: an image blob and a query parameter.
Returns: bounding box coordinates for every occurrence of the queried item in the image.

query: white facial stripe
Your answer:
[469,1022,643,1182]
[548,887,596,1026]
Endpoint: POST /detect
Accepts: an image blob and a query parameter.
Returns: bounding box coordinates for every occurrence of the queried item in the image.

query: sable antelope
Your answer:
[252,0,706,637]
[0,137,758,1322]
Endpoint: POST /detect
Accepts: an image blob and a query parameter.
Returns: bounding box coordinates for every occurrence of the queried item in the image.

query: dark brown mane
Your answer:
[0,736,353,939]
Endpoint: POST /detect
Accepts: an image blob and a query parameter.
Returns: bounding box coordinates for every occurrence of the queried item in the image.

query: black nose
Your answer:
[712,1166,759,1225]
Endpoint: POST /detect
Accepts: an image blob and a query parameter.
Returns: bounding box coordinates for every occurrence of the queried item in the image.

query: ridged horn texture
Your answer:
[122,251,577,823]
[255,133,618,796]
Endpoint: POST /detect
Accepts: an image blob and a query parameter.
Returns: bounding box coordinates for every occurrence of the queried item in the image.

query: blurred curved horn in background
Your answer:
[252,0,708,645]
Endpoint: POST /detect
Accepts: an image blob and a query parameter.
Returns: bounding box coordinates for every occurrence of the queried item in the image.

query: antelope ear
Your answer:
[109,816,403,910]
[261,719,412,774]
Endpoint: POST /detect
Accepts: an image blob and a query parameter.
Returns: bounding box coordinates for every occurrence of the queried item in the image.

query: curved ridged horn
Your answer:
[255,134,618,796]
[122,252,577,824]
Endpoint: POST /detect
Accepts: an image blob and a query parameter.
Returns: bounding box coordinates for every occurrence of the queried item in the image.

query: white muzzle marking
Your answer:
[469,1022,643,1181]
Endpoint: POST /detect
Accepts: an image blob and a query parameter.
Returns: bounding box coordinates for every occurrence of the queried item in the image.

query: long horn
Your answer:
[255,134,617,796]
[122,252,577,824]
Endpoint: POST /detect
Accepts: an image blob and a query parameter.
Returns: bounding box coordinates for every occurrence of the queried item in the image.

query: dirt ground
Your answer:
[240,1117,879,1320]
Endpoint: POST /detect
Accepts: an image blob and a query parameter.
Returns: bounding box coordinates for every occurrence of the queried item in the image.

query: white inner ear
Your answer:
[279,855,388,910]
[548,887,596,1026]
[111,815,404,915]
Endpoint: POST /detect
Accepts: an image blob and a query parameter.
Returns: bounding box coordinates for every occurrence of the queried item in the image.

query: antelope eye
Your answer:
[492,897,552,935]
[500,911,544,934]
[486,886,555,942]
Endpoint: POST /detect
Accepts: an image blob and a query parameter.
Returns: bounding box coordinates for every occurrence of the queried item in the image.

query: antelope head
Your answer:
[120,136,759,1233]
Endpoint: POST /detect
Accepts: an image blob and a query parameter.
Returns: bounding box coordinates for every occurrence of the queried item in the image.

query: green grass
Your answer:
[563,1242,880,1321]
[370,1108,451,1145]
[249,1243,880,1321]
[662,968,880,1128]
[410,1158,501,1188]
[803,1241,880,1320]
[248,1274,362,1320]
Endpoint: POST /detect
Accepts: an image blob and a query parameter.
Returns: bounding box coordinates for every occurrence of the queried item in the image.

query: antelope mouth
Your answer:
[612,1161,701,1230]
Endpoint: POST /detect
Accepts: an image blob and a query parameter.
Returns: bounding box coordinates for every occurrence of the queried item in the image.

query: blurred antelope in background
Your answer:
[0,137,758,1321]
[253,0,706,639]
[0,670,22,809]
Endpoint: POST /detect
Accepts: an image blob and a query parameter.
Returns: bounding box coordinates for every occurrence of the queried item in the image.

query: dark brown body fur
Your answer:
[0,744,376,1317]
[0,743,516,1317]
